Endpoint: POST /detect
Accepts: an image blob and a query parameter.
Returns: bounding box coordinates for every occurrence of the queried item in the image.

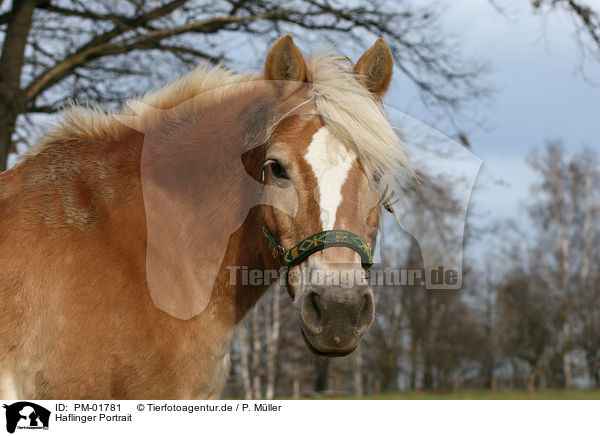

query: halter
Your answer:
[261,220,375,300]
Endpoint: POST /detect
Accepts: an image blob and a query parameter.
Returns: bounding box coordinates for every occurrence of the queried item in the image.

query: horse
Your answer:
[0,34,410,399]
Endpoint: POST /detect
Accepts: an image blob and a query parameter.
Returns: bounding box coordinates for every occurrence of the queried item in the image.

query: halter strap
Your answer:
[262,221,374,277]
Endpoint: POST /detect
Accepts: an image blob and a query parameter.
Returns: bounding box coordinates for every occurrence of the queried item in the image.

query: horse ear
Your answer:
[264,34,306,82]
[354,38,394,98]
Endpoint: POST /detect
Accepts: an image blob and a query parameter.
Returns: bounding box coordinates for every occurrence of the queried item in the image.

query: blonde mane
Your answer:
[23,64,253,159]
[24,52,411,193]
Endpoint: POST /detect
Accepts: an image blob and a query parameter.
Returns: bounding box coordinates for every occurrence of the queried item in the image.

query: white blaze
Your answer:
[304,127,356,230]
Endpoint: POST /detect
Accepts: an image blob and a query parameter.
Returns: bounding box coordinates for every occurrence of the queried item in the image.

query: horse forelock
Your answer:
[305,52,413,201]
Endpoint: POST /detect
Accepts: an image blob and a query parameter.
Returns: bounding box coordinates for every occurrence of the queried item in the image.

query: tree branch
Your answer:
[23,10,287,102]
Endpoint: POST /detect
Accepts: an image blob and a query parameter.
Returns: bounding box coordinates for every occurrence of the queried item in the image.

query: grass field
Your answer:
[317,390,600,400]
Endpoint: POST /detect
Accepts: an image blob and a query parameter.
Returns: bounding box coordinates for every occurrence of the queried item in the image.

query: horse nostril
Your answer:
[302,291,324,334]
[356,292,374,335]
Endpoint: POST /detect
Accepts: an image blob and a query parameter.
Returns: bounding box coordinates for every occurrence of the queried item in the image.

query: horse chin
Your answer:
[300,327,358,357]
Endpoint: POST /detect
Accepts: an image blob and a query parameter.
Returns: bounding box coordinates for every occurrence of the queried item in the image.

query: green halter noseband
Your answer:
[261,221,375,299]
[262,223,374,270]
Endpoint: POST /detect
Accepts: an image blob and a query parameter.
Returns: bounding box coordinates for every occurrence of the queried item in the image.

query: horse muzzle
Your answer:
[299,282,374,356]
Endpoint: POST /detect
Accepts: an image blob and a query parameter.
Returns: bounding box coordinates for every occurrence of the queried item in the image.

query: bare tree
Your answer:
[489,1,600,81]
[531,1,600,65]
[496,266,557,392]
[228,285,283,399]
[525,142,600,389]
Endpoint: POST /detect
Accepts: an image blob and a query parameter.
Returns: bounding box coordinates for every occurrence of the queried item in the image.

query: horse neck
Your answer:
[109,90,280,327]
[222,205,277,323]
[109,131,276,328]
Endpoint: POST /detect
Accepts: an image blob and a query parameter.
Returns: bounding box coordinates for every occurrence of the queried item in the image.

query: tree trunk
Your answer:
[237,325,252,400]
[452,376,460,393]
[527,372,536,394]
[353,346,363,397]
[563,322,572,391]
[0,0,38,171]
[586,351,600,388]
[265,285,280,399]
[422,350,434,390]
[0,118,14,172]
[373,378,381,395]
[251,307,262,399]
[422,293,438,390]
[409,336,418,391]
[539,368,547,390]
[380,354,395,392]
[314,357,329,393]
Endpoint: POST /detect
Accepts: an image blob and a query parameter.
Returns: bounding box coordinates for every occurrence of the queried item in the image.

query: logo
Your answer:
[2,402,50,433]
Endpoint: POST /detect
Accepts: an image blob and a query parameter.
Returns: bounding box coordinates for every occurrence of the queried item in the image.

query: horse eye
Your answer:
[266,160,288,180]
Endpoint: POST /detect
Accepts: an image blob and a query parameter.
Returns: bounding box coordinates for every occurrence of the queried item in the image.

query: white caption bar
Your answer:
[0,400,597,436]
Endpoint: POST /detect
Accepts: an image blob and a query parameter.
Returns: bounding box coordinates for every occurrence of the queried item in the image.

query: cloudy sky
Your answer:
[391,1,600,228]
